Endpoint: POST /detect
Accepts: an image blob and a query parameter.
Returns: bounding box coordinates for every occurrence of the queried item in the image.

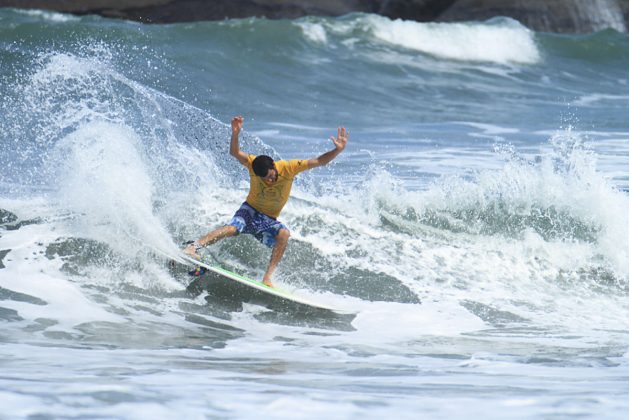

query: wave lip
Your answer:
[366,15,540,65]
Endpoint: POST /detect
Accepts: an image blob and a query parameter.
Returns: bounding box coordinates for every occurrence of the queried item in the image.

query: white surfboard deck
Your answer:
[179,254,350,314]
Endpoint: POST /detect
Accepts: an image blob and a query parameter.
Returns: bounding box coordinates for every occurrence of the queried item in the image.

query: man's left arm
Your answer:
[307,127,349,169]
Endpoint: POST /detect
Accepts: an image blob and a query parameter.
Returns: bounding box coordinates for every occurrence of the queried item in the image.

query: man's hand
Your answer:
[230,115,248,165]
[307,126,349,169]
[331,127,348,152]
[231,116,244,134]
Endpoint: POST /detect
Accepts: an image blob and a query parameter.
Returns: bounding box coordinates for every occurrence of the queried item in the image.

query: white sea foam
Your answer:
[366,16,540,65]
[349,300,486,341]
[0,224,124,329]
[16,8,79,23]
[279,127,629,338]
[295,15,540,64]
[573,93,629,106]
[460,122,521,136]
[297,21,328,44]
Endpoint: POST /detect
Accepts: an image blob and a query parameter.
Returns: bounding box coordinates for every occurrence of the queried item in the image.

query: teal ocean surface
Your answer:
[1,8,629,418]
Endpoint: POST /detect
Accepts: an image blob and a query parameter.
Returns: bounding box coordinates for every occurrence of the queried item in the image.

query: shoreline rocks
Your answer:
[438,0,627,33]
[0,0,627,33]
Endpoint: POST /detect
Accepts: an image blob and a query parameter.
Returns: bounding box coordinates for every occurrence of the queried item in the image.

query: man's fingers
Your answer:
[331,126,348,147]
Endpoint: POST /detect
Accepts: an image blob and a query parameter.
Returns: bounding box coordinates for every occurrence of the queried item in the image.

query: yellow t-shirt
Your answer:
[244,154,309,219]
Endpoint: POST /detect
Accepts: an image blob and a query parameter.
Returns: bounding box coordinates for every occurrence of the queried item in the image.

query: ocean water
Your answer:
[2,8,629,418]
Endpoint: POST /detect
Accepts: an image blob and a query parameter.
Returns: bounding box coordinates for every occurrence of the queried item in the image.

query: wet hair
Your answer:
[252,155,275,177]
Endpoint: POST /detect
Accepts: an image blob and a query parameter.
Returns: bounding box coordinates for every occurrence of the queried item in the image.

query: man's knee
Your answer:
[276,228,290,243]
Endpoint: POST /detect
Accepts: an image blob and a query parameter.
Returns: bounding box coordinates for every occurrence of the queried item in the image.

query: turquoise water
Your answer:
[1,8,629,418]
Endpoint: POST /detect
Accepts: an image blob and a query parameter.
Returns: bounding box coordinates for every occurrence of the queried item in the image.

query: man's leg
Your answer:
[184,225,238,257]
[262,228,290,287]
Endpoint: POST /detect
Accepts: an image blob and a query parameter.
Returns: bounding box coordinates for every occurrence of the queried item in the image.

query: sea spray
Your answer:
[48,121,177,257]
[2,9,629,418]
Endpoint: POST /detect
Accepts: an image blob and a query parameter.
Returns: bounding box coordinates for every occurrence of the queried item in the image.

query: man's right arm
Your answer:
[229,116,249,165]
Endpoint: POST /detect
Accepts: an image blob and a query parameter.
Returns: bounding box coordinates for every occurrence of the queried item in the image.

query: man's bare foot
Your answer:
[262,278,274,288]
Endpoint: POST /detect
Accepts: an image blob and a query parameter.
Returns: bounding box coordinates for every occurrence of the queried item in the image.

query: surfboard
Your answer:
[178,253,349,314]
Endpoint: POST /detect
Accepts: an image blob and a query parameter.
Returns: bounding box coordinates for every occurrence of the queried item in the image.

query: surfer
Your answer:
[184,116,348,287]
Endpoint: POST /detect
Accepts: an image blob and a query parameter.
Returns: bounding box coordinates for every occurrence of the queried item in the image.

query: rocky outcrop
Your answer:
[0,0,627,33]
[620,0,629,22]
[438,0,627,33]
[376,0,459,22]
[0,0,455,22]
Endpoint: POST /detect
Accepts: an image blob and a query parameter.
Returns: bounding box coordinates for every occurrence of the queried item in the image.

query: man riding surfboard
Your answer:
[184,116,348,287]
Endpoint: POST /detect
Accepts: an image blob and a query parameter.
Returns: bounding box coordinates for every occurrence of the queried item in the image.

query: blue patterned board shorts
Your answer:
[228,202,288,248]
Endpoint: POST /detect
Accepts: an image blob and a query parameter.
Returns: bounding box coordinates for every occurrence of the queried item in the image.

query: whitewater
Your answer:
[1,8,629,419]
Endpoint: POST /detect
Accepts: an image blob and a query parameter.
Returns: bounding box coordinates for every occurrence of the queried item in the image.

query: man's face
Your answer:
[261,166,278,183]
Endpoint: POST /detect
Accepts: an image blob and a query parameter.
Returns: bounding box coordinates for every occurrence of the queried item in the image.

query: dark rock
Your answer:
[96,0,363,22]
[621,0,629,22]
[438,0,627,33]
[0,0,627,32]
[0,0,377,22]
[75,0,456,23]
[0,0,171,14]
[0,0,454,22]
[376,0,459,22]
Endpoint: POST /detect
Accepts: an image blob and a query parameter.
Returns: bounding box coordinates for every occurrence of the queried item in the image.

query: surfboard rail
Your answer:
[178,254,349,313]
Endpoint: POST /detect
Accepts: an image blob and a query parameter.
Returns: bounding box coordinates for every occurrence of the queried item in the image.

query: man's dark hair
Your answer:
[252,155,275,177]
